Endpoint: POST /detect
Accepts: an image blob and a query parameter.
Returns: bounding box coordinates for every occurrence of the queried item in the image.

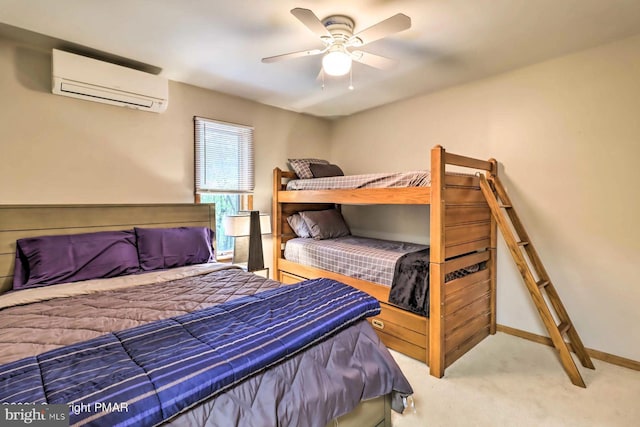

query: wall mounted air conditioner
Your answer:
[52,49,168,113]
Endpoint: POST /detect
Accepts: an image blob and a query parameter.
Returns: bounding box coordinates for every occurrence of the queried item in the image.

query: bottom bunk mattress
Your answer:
[284,236,484,316]
[0,265,412,426]
[284,236,428,287]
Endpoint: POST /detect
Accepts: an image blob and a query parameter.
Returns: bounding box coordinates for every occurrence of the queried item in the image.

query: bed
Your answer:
[273,145,498,378]
[283,235,484,316]
[0,204,412,427]
[284,236,429,290]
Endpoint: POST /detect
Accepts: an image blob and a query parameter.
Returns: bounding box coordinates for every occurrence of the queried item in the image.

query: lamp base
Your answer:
[247,211,265,272]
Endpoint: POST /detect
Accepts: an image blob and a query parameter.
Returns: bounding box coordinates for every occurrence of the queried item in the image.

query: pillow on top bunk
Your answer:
[13,230,141,290]
[309,163,344,178]
[288,158,329,179]
[135,226,214,271]
[299,209,351,240]
[287,214,312,238]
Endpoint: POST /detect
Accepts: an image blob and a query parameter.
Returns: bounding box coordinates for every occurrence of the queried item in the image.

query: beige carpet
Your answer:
[390,332,640,427]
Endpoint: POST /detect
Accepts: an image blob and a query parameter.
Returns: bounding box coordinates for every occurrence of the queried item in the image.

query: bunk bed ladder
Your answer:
[478,174,594,387]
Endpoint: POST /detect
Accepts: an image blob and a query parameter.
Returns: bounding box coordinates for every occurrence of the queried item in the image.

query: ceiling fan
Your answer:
[262,8,411,78]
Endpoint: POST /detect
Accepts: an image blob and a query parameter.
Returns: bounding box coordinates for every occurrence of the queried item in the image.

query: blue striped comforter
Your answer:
[0,279,380,426]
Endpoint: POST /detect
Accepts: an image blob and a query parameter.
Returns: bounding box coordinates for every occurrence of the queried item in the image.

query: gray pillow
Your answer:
[299,209,351,240]
[309,163,344,178]
[287,214,312,238]
[288,158,329,179]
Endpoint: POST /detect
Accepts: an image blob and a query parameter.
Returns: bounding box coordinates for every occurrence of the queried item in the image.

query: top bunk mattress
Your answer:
[286,170,431,191]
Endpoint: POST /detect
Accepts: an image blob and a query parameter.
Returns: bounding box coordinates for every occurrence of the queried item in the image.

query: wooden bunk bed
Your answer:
[272,145,498,378]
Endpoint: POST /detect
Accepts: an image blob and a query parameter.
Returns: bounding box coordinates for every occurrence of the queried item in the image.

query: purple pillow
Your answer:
[135,227,214,271]
[13,230,141,290]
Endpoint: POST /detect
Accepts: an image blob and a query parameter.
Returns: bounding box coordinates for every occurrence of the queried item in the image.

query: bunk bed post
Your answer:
[488,158,498,335]
[273,168,283,279]
[429,145,446,377]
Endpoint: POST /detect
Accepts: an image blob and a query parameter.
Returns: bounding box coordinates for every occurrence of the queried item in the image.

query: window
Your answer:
[195,117,254,258]
[198,193,242,256]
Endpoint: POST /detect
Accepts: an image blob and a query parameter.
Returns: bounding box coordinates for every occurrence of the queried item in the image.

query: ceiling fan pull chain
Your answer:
[348,68,354,91]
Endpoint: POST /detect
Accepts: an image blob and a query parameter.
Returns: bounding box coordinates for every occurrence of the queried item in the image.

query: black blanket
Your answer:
[388,248,430,317]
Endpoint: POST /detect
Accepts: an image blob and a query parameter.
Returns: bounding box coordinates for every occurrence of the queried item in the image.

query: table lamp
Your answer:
[223,211,271,271]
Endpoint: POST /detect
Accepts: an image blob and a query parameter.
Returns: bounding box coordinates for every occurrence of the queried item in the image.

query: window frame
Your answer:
[193,116,255,260]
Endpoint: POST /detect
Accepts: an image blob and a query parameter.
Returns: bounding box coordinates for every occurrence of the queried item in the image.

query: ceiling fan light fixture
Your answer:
[262,8,411,83]
[322,49,352,76]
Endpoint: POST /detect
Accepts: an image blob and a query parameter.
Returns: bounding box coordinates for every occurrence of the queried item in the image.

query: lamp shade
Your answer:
[223,212,271,237]
[322,49,352,76]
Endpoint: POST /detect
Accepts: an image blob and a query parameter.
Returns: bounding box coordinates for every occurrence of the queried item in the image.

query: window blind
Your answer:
[194,117,254,194]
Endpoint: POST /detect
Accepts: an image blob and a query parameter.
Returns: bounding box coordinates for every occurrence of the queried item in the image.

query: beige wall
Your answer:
[330,34,640,362]
[2,31,639,362]
[0,37,331,269]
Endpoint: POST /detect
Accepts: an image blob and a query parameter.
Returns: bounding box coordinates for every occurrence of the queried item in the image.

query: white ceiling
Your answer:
[1,0,640,118]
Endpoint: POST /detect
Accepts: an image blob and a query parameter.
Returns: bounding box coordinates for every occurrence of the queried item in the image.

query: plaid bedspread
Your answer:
[284,236,429,287]
[286,170,431,190]
[0,279,380,426]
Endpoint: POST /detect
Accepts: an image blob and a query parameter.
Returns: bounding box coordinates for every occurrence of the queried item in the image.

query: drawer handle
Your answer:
[372,319,384,330]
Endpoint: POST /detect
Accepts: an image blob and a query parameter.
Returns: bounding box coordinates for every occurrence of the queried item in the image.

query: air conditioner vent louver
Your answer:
[51,49,168,113]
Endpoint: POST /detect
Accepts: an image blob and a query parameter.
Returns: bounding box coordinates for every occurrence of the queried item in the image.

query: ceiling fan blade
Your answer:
[262,48,324,63]
[350,50,396,69]
[349,13,411,46]
[291,8,332,39]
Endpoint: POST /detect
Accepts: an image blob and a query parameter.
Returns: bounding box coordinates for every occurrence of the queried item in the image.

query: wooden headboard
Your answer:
[0,204,215,294]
